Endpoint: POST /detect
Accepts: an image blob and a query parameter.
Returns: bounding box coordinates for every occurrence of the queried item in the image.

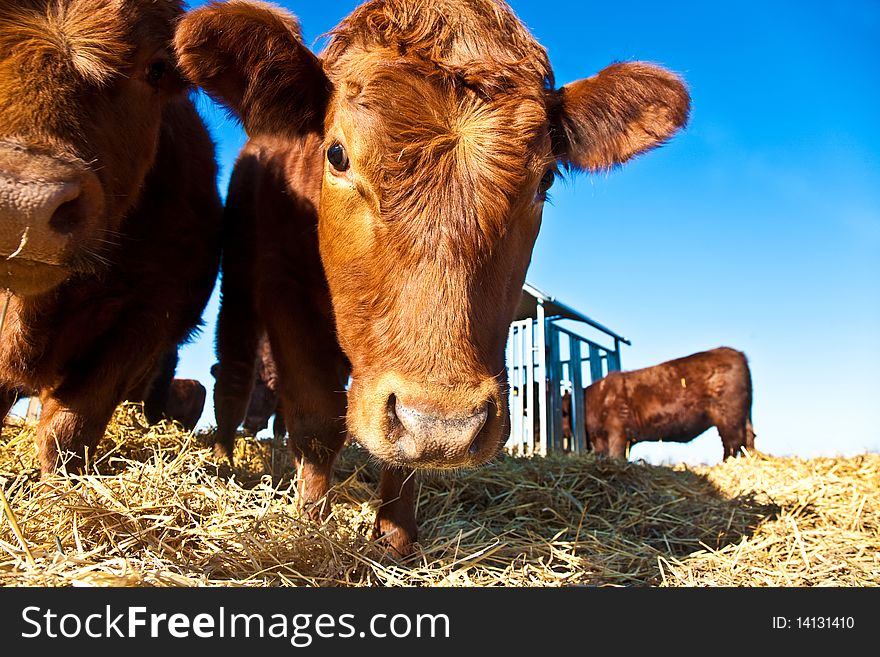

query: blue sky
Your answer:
[171,0,880,465]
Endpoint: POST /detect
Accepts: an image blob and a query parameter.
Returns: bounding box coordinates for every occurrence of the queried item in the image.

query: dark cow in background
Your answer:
[570,347,755,460]
[209,334,287,441]
[242,369,279,437]
[243,335,286,440]
[176,0,689,554]
[244,381,286,439]
[0,0,222,476]
[165,379,207,431]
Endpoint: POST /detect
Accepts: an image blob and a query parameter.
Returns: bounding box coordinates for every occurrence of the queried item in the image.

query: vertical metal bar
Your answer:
[589,343,604,383]
[568,336,585,453]
[506,323,517,454]
[535,302,548,457]
[524,319,535,456]
[520,325,527,453]
[520,323,528,454]
[607,338,622,373]
[545,322,562,453]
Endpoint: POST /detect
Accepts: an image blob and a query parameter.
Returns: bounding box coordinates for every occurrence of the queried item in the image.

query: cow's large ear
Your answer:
[174,0,330,137]
[552,62,690,172]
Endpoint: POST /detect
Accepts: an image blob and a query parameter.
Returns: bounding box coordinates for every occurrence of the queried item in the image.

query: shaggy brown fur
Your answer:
[175,0,689,555]
[572,347,756,460]
[0,0,222,475]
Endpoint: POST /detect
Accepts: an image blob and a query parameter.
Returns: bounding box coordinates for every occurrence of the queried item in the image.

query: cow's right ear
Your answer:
[174,0,330,137]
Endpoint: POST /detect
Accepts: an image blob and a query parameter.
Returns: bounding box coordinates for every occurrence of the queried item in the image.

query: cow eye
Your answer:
[327,143,350,172]
[145,59,168,86]
[537,170,555,197]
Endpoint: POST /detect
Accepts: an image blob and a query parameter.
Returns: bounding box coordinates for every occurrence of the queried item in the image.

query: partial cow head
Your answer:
[0,0,187,295]
[176,0,689,470]
[243,378,278,436]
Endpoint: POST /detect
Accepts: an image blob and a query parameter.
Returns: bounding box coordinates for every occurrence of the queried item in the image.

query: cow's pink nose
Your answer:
[389,396,489,466]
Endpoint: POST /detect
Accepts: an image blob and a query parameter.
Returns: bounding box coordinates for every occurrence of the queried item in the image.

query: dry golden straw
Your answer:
[0,403,877,587]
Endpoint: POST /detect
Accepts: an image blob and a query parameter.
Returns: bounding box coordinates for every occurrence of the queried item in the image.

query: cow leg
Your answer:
[745,418,756,451]
[212,298,260,462]
[142,348,178,424]
[282,394,347,520]
[268,320,348,520]
[717,422,746,460]
[124,348,176,423]
[36,370,160,476]
[34,395,118,476]
[32,305,179,476]
[211,177,260,461]
[272,405,286,441]
[373,467,418,557]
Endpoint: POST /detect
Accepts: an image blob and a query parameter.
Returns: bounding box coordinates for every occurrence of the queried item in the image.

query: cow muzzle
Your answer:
[349,374,509,469]
[0,143,103,295]
[391,395,489,461]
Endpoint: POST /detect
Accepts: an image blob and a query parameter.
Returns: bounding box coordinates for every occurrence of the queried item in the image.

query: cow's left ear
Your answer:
[552,62,690,172]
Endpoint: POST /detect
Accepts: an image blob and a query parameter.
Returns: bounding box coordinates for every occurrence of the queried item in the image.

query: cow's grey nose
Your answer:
[0,177,84,235]
[390,396,489,465]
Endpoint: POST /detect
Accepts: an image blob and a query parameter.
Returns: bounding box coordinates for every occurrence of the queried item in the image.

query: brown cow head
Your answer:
[176,0,689,470]
[0,0,187,295]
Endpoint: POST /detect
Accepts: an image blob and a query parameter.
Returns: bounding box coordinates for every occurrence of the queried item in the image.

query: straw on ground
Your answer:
[1,403,877,586]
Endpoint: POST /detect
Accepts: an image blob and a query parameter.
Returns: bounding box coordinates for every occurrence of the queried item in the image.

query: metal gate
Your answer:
[505,291,628,456]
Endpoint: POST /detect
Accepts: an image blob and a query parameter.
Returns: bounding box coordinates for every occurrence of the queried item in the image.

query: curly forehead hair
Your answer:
[322,0,554,94]
[322,0,556,253]
[0,0,183,84]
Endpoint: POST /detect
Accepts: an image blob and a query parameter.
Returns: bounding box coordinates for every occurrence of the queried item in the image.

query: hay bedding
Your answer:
[0,404,877,587]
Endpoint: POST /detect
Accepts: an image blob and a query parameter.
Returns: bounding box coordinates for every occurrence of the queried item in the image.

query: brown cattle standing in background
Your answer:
[242,335,286,440]
[581,347,755,460]
[244,378,287,440]
[0,0,222,475]
[175,0,689,554]
[209,334,287,440]
[164,379,207,431]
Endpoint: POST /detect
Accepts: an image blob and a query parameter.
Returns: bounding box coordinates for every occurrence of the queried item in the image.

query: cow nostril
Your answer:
[386,393,399,427]
[48,197,84,234]
[467,404,491,457]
